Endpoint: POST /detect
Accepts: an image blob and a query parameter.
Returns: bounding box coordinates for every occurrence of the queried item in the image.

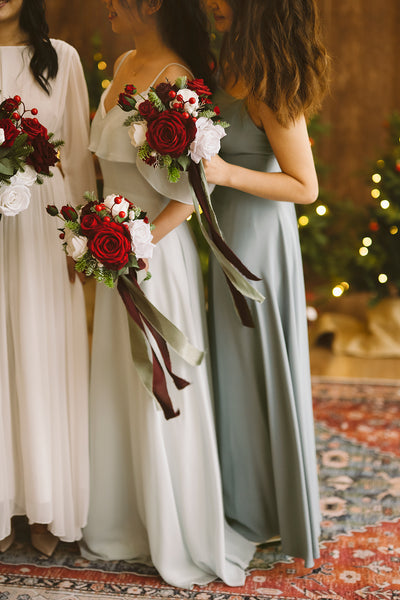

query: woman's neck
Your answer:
[0,24,29,46]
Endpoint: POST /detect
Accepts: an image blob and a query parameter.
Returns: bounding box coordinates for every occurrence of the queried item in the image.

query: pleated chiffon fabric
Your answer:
[80,62,255,588]
[208,89,321,568]
[0,41,95,542]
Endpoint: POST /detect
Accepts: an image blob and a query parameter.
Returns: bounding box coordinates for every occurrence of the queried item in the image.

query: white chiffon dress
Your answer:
[80,61,255,588]
[0,40,96,542]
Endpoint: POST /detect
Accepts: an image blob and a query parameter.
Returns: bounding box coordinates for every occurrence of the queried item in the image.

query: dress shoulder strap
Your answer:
[114,50,133,77]
[149,63,194,87]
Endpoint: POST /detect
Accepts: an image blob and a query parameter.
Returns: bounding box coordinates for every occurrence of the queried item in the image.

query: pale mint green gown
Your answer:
[208,90,321,567]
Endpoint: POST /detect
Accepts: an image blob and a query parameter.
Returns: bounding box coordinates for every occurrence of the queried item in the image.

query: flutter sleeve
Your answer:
[58,43,97,207]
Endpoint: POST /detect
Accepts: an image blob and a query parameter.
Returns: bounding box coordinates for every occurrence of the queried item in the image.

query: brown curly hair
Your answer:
[220,0,330,126]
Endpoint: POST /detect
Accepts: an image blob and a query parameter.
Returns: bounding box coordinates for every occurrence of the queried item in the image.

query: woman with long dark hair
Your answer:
[0,0,95,555]
[79,0,254,587]
[204,0,330,567]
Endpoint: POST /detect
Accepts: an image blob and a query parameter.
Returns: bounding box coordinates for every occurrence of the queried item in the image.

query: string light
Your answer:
[390,226,398,235]
[372,173,381,183]
[362,237,372,247]
[298,216,309,227]
[316,205,327,216]
[331,282,349,298]
[371,188,381,199]
[378,273,388,284]
[380,199,390,209]
[97,61,107,71]
[93,52,103,61]
[377,159,385,168]
[101,79,111,89]
[359,247,368,256]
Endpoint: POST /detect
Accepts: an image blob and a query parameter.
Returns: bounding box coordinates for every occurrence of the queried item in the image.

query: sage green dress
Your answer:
[208,89,321,567]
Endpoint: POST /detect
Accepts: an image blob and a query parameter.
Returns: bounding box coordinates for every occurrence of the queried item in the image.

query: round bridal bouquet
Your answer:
[118,77,228,182]
[46,191,154,287]
[0,94,62,220]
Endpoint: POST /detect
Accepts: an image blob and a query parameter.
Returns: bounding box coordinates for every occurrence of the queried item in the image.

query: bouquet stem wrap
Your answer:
[188,161,265,327]
[117,269,204,419]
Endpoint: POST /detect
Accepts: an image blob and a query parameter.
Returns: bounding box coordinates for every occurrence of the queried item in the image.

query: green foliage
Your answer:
[148,90,165,112]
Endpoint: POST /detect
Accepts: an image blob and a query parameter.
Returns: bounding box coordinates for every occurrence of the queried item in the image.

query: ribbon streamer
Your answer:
[188,160,265,327]
[117,270,204,420]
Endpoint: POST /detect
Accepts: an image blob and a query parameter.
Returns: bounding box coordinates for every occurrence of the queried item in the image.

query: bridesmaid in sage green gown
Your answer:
[204,0,330,567]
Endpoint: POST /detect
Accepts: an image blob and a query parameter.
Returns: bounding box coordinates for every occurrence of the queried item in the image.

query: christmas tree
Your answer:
[348,113,400,301]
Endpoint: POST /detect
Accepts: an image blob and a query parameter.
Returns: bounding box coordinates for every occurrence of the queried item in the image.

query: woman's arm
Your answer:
[203,101,318,205]
[151,201,193,244]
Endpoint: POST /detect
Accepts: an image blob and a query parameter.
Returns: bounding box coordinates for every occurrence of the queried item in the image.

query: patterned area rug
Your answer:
[1,379,400,600]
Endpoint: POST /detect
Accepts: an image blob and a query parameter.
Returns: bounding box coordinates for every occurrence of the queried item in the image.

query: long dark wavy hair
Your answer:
[20,0,58,94]
[121,0,215,90]
[220,0,330,125]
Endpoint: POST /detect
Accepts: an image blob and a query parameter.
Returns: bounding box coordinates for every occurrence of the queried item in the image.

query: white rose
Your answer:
[0,182,31,216]
[64,227,88,261]
[170,88,199,115]
[127,219,154,259]
[0,128,5,145]
[103,193,130,217]
[189,117,227,163]
[10,165,37,187]
[128,122,148,148]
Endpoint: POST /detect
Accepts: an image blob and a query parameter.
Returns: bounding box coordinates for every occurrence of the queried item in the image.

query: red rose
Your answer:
[124,84,137,95]
[80,201,97,216]
[88,222,131,270]
[138,99,159,121]
[187,78,212,97]
[154,82,176,106]
[118,92,137,112]
[26,135,58,175]
[146,111,196,157]
[21,117,48,140]
[61,205,78,221]
[0,97,20,116]
[80,213,102,237]
[0,118,20,147]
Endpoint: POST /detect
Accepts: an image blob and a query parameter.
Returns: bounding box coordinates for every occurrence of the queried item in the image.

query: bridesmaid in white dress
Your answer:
[0,0,95,555]
[80,0,255,588]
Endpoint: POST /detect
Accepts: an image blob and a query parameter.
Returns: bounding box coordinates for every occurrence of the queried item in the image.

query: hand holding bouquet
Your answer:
[47,192,202,420]
[119,77,264,327]
[0,94,62,220]
[118,77,228,182]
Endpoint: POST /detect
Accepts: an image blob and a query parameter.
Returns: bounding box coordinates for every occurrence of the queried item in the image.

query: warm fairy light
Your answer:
[316,205,327,216]
[359,247,369,257]
[372,173,382,183]
[98,61,107,71]
[341,281,350,290]
[186,214,192,221]
[362,237,372,247]
[332,285,344,297]
[101,79,111,89]
[377,159,385,168]
[380,199,390,209]
[390,226,398,235]
[371,188,381,199]
[298,215,309,226]
[93,52,103,61]
[378,273,388,284]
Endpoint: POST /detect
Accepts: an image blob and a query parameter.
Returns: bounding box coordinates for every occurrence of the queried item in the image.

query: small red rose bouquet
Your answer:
[47,192,203,420]
[0,94,62,221]
[119,78,264,327]
[47,191,154,287]
[119,78,227,182]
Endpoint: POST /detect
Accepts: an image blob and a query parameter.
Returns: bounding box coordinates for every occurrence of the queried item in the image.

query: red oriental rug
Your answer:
[1,379,400,600]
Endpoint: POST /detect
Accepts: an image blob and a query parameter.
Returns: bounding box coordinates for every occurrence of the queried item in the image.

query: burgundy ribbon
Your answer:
[117,270,190,420]
[188,161,260,327]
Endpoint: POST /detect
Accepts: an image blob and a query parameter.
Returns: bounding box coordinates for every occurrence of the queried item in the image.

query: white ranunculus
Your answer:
[0,182,31,216]
[64,227,88,261]
[170,88,199,115]
[0,128,5,145]
[10,165,37,187]
[189,117,227,164]
[103,193,130,217]
[127,219,154,259]
[128,122,148,148]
